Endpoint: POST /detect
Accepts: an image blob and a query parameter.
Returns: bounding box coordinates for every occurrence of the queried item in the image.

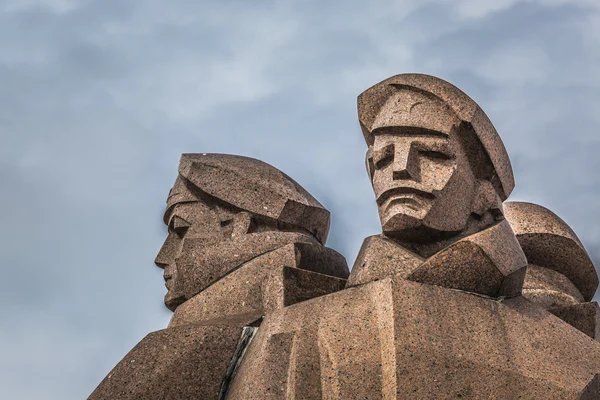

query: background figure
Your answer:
[505,201,599,339]
[154,153,344,311]
[90,153,348,399]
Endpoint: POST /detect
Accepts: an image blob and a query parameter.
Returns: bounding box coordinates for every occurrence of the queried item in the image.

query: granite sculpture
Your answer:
[90,74,600,399]
[156,154,348,325]
[347,73,526,298]
[504,201,600,339]
[90,154,348,399]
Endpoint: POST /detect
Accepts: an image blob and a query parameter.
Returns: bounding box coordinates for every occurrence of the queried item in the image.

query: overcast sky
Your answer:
[2,0,600,398]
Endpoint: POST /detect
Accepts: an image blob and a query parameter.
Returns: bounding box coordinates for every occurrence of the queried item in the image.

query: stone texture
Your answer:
[91,154,349,399]
[89,323,244,400]
[176,153,330,244]
[358,73,514,200]
[353,73,525,299]
[580,374,600,400]
[155,153,345,312]
[550,302,600,341]
[504,201,598,301]
[346,234,424,286]
[504,201,600,339]
[168,242,348,327]
[523,263,585,308]
[162,231,319,301]
[348,220,527,298]
[90,73,600,399]
[227,277,600,399]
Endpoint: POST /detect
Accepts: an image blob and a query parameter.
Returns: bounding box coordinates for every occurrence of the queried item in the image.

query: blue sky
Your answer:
[2,1,600,398]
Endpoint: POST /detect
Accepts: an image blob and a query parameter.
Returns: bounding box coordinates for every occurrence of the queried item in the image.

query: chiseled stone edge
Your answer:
[219,326,258,399]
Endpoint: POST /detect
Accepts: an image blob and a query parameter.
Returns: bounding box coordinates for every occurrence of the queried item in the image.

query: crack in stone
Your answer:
[218,326,258,400]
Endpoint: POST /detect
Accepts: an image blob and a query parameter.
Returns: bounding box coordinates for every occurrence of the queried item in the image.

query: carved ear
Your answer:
[472,179,504,219]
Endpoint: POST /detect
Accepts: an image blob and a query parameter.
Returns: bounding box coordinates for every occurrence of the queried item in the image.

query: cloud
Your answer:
[2,1,600,398]
[2,0,81,14]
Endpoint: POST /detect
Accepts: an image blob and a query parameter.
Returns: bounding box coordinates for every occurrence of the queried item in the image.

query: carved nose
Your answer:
[393,142,419,181]
[154,233,178,269]
[154,247,169,269]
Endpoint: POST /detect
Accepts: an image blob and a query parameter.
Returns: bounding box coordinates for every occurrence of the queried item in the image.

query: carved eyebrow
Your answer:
[164,205,176,227]
[167,210,178,231]
[169,215,191,233]
[413,140,453,152]
[165,204,187,229]
[371,144,394,165]
[372,126,449,138]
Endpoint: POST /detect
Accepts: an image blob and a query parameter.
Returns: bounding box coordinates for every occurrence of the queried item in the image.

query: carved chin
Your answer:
[380,202,430,234]
[381,212,423,234]
[164,292,186,312]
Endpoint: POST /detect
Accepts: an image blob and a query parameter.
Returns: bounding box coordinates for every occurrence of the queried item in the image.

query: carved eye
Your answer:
[419,150,452,160]
[220,219,234,238]
[173,226,189,238]
[373,145,394,169]
[169,215,191,238]
[376,155,392,169]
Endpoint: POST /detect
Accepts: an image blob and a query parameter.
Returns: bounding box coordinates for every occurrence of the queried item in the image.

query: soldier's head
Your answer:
[154,154,330,311]
[504,201,598,306]
[358,74,514,241]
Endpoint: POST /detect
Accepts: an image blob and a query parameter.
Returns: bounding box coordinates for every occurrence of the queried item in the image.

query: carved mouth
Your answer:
[164,272,173,288]
[377,187,435,210]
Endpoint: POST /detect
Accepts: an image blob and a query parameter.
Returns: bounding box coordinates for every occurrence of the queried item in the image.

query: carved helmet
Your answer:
[358,73,514,201]
[504,201,598,301]
[166,153,331,244]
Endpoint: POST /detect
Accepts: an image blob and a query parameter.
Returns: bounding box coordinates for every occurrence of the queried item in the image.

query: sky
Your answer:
[1,0,600,398]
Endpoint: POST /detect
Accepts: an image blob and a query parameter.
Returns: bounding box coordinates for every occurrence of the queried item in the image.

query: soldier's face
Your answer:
[154,202,229,311]
[368,126,477,237]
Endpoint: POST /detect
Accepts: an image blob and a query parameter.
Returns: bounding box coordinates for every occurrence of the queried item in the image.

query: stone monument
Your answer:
[90,153,348,399]
[504,201,599,339]
[90,74,600,399]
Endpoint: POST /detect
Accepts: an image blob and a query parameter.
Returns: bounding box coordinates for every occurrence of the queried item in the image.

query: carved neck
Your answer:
[385,212,500,258]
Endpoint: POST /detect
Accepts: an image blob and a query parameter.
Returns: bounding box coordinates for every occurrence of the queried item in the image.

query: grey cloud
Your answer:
[2,1,600,398]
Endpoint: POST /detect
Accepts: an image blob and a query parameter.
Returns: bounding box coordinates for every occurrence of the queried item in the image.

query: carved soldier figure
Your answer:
[91,76,600,400]
[227,75,600,399]
[155,153,348,327]
[504,201,600,339]
[347,73,526,298]
[90,154,348,399]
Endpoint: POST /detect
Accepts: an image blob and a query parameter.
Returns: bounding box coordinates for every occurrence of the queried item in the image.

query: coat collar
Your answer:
[347,220,527,298]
